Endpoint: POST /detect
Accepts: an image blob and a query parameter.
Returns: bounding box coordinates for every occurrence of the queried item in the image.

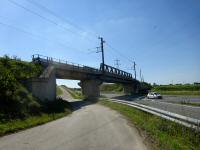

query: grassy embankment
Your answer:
[100,82,151,95]
[100,83,123,93]
[99,100,200,150]
[61,85,84,99]
[152,84,200,96]
[56,86,63,96]
[0,56,72,136]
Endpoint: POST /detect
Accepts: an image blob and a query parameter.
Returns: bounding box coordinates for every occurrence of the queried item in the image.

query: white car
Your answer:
[147,92,162,99]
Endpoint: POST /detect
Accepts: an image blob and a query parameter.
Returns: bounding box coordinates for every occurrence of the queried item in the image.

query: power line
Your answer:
[26,0,99,39]
[106,43,133,63]
[6,0,143,77]
[25,0,98,42]
[7,0,95,42]
[8,0,58,25]
[0,21,85,53]
[8,0,137,66]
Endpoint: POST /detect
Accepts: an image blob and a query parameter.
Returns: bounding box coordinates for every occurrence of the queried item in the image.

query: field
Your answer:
[152,84,200,96]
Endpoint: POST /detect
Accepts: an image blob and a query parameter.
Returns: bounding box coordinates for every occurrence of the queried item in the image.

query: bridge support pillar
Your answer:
[26,70,56,101]
[123,84,139,95]
[79,79,102,99]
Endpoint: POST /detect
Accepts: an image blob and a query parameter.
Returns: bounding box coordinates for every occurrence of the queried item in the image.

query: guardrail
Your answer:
[105,99,200,130]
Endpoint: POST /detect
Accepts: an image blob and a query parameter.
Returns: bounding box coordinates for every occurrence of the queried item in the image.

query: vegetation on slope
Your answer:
[100,82,152,94]
[61,85,84,99]
[99,100,200,150]
[56,86,63,96]
[100,83,123,93]
[0,55,72,136]
[0,55,43,119]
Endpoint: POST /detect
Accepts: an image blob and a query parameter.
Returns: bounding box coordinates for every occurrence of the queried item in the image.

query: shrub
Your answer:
[28,101,41,115]
[0,55,43,119]
[0,66,17,100]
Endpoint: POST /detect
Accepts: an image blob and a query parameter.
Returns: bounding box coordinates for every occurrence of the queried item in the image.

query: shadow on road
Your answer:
[69,100,93,111]
[111,95,145,101]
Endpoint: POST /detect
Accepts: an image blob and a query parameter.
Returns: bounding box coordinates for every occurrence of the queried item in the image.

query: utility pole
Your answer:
[114,59,120,69]
[140,69,142,82]
[142,75,144,82]
[133,61,136,79]
[97,37,105,73]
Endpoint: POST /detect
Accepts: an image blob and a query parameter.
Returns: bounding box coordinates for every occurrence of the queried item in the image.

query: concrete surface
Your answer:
[136,100,200,120]
[0,88,148,150]
[80,79,102,98]
[102,93,200,120]
[27,66,56,101]
[32,55,140,100]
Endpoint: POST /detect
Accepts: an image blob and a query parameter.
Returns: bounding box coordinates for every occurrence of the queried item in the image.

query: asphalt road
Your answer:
[102,93,200,120]
[0,88,148,150]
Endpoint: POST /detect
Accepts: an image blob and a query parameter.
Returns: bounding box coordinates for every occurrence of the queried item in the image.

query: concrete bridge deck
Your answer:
[28,54,140,101]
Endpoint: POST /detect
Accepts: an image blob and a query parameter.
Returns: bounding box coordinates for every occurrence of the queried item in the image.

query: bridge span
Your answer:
[27,54,140,101]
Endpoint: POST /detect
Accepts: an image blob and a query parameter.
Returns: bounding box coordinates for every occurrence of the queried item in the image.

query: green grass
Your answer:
[156,91,200,96]
[0,55,73,136]
[0,55,44,119]
[152,85,200,96]
[99,100,200,150]
[100,83,123,93]
[0,55,42,80]
[0,113,68,136]
[0,99,72,136]
[56,86,63,96]
[153,84,200,91]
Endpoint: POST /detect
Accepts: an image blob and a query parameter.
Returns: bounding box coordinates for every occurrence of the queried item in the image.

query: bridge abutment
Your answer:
[79,79,102,99]
[26,67,56,101]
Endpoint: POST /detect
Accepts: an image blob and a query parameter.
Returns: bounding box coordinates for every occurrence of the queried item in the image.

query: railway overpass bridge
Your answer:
[28,54,140,101]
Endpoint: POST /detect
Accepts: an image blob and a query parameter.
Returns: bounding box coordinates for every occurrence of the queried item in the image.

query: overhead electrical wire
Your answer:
[25,0,99,39]
[105,43,134,64]
[7,0,96,42]
[8,0,58,25]
[6,0,142,75]
[8,0,135,64]
[0,20,86,54]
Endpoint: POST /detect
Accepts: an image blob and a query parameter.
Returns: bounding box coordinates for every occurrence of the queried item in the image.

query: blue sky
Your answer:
[0,0,200,87]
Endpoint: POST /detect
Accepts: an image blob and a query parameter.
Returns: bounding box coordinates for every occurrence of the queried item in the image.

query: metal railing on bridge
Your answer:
[100,63,133,79]
[32,54,100,73]
[32,54,133,80]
